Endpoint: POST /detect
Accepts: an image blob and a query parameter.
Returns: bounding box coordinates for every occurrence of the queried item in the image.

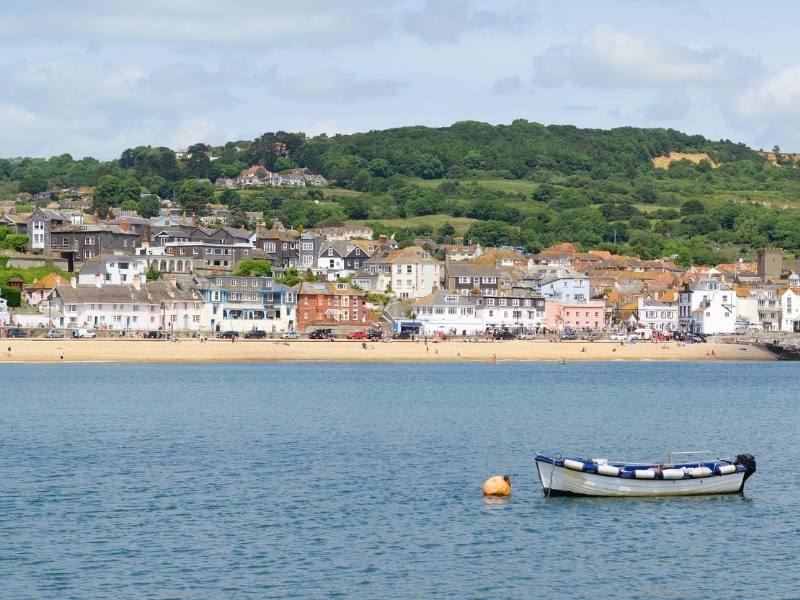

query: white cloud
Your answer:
[534,26,758,90]
[269,68,408,103]
[492,75,522,95]
[734,65,800,120]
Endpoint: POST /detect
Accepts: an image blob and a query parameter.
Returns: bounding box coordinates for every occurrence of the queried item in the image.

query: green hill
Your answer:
[3,120,800,265]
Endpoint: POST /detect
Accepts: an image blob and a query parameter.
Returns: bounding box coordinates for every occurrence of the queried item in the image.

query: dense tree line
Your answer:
[3,121,800,264]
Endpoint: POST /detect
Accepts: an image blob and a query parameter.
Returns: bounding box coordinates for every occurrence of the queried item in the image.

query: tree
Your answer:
[681,199,705,216]
[341,197,370,220]
[276,267,301,286]
[3,234,29,252]
[463,150,484,169]
[176,179,214,216]
[219,188,241,208]
[119,199,140,212]
[436,222,456,243]
[138,196,161,219]
[19,170,48,194]
[145,267,162,281]
[93,175,122,217]
[233,259,273,277]
[415,154,445,179]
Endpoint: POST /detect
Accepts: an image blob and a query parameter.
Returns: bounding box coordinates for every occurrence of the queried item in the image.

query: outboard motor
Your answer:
[734,454,757,491]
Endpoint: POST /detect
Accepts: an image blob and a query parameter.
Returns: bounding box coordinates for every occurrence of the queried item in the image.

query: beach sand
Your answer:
[0,339,774,363]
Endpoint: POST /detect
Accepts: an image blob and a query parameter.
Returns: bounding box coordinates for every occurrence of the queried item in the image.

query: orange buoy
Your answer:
[483,475,511,497]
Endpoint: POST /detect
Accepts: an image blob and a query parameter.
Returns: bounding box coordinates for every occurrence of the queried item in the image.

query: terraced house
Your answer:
[294,281,367,332]
[197,275,296,333]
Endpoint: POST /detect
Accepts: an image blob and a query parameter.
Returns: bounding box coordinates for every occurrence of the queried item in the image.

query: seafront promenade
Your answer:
[0,339,773,363]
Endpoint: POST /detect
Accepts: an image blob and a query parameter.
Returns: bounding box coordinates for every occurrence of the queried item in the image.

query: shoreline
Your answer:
[0,339,775,363]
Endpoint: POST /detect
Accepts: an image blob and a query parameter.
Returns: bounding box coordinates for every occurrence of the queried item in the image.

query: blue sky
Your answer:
[2,0,800,158]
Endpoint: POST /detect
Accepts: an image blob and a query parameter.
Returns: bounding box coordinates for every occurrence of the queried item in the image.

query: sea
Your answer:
[1,361,798,599]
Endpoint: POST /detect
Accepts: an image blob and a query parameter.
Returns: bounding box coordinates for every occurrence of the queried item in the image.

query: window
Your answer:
[179,248,185,255]
[193,315,200,323]
[499,299,507,307]
[435,307,444,315]
[458,277,471,284]
[406,265,412,274]
[132,305,139,312]
[85,237,94,245]
[302,242,313,251]
[448,307,456,315]
[342,310,349,320]
[406,279,413,288]
[487,298,495,306]
[396,265,402,274]
[512,299,520,307]
[352,310,358,321]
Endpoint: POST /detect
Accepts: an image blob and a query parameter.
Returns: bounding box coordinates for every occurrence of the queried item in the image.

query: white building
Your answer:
[780,279,800,332]
[749,287,782,332]
[50,275,204,332]
[678,279,737,334]
[637,296,679,332]
[386,246,442,300]
[412,289,546,335]
[522,266,590,303]
[77,255,149,286]
[0,291,9,325]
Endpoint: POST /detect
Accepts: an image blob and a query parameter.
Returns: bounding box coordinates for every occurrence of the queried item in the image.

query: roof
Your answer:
[294,281,365,296]
[54,278,201,304]
[387,246,439,264]
[468,248,528,267]
[25,272,66,290]
[445,263,502,278]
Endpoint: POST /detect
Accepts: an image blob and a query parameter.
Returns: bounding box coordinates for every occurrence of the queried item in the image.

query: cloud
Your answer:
[0,0,533,50]
[733,64,800,121]
[268,68,408,103]
[492,75,522,95]
[641,91,692,121]
[401,0,534,44]
[534,26,758,90]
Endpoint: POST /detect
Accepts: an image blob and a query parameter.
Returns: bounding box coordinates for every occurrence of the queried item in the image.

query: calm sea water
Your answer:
[1,361,798,599]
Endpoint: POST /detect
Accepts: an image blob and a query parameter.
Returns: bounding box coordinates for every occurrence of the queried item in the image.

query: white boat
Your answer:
[535,452,756,497]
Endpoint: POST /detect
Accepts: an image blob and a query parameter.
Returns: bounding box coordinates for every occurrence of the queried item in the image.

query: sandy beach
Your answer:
[0,339,774,363]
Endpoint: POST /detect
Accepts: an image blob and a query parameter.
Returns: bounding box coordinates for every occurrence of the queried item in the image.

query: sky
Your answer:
[2,0,800,159]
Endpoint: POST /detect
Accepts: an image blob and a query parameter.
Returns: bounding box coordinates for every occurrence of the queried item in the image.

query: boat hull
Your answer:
[536,461,746,497]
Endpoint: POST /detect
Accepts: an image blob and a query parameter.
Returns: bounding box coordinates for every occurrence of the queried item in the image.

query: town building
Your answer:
[196,275,296,333]
[27,207,67,251]
[678,279,737,334]
[294,281,367,332]
[636,295,679,332]
[49,275,203,332]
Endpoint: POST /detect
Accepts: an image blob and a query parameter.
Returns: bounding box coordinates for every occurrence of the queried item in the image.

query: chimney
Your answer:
[132,274,141,291]
[70,277,77,288]
[169,274,177,288]
[119,218,129,232]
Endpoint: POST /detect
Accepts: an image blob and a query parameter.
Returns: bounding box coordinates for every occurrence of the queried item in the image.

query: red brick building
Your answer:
[294,281,367,331]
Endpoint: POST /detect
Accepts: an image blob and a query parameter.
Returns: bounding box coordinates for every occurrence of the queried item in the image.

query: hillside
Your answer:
[3,120,800,265]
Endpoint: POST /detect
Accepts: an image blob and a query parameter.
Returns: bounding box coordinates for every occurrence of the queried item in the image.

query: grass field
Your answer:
[347,215,478,233]
[405,177,539,194]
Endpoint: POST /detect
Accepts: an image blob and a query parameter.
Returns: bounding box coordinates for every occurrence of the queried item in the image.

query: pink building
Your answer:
[545,300,606,332]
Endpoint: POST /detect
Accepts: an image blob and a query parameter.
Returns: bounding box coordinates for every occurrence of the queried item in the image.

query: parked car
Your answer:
[244,329,267,339]
[493,330,516,340]
[518,332,536,340]
[309,328,333,340]
[367,329,384,341]
[280,331,300,340]
[560,331,578,341]
[685,334,707,343]
[145,330,166,339]
[6,328,27,338]
[608,333,627,342]
[392,330,413,340]
[44,329,64,338]
[346,330,367,340]
[218,330,239,339]
[72,328,96,339]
